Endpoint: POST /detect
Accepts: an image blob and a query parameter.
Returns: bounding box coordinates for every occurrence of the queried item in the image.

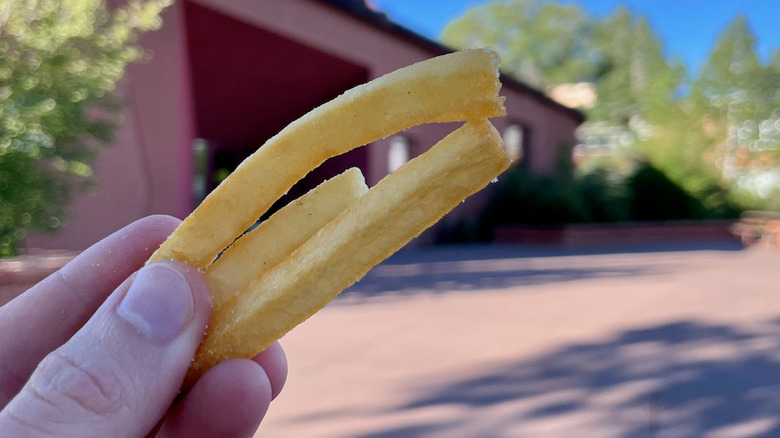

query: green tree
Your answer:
[589,9,717,198]
[689,16,780,207]
[444,2,687,184]
[0,0,171,256]
[442,0,599,88]
[443,2,683,124]
[443,1,777,213]
[582,7,691,192]
[588,8,684,126]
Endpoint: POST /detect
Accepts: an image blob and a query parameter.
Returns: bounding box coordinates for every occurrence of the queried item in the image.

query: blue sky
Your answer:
[371,0,780,76]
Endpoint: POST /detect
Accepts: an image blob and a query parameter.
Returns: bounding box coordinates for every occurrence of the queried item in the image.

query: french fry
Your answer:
[186,120,510,384]
[148,49,505,270]
[205,167,368,309]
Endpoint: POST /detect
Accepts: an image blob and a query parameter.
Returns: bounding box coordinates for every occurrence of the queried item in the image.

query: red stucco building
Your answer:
[27,0,583,251]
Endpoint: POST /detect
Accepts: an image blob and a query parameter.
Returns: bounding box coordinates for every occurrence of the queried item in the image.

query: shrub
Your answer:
[577,168,631,222]
[0,0,171,256]
[466,161,743,242]
[627,162,707,221]
[482,165,590,228]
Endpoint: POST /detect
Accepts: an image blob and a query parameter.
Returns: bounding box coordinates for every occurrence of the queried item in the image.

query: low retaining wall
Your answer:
[0,251,76,306]
[494,221,740,248]
[0,221,745,306]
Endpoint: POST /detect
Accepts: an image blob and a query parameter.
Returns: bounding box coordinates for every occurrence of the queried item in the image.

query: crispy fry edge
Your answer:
[148,48,505,270]
[205,167,369,309]
[185,120,510,385]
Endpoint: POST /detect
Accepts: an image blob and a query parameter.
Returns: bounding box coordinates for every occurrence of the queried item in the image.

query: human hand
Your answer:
[0,215,287,437]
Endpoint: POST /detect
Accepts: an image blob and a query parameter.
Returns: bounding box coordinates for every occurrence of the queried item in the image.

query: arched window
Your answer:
[502,124,524,163]
[387,135,410,173]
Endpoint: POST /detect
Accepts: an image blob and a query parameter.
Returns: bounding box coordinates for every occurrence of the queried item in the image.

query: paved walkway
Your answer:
[255,243,780,437]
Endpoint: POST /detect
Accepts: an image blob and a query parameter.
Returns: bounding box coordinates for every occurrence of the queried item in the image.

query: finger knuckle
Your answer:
[28,348,132,418]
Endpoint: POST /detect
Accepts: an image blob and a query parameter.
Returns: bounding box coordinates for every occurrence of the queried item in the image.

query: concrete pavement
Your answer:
[255,243,780,437]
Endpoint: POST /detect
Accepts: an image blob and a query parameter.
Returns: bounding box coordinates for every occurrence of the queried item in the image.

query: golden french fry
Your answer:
[148,49,505,270]
[186,120,510,384]
[205,167,368,309]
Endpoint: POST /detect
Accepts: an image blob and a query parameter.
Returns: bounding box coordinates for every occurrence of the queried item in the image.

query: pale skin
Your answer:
[0,215,287,438]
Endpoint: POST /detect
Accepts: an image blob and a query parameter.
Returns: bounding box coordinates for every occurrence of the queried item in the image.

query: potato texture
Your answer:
[148,49,505,270]
[205,167,368,309]
[145,49,511,387]
[186,120,510,383]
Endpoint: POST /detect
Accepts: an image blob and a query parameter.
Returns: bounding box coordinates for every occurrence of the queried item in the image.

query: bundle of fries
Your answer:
[146,48,511,385]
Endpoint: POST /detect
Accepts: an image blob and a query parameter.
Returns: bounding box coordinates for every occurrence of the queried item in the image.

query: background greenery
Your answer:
[443,0,780,218]
[2,0,778,255]
[437,162,741,244]
[0,0,170,257]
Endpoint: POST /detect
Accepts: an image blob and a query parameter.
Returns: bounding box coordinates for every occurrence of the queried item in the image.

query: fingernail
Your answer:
[118,263,195,340]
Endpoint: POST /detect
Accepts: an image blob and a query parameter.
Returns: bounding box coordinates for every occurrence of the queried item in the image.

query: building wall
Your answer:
[26,1,195,251]
[193,0,453,186]
[26,0,581,252]
[500,90,581,174]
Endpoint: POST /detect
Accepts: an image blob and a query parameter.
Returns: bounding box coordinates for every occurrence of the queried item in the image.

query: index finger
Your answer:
[0,215,180,407]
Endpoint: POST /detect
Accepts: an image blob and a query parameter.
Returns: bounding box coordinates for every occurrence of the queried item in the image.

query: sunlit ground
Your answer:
[256,243,780,438]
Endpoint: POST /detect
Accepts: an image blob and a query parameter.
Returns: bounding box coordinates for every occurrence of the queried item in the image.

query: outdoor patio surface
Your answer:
[255,242,780,438]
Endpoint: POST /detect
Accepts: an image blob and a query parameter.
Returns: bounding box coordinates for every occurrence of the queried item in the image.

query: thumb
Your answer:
[0,261,212,438]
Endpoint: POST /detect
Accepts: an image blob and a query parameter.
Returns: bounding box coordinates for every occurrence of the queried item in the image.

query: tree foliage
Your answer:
[691,16,780,201]
[443,1,780,213]
[0,0,171,256]
[588,8,685,127]
[476,160,733,242]
[443,0,598,88]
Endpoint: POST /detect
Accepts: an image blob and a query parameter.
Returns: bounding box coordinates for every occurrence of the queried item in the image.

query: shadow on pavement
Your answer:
[387,241,745,264]
[341,262,657,299]
[338,243,730,301]
[355,319,780,437]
